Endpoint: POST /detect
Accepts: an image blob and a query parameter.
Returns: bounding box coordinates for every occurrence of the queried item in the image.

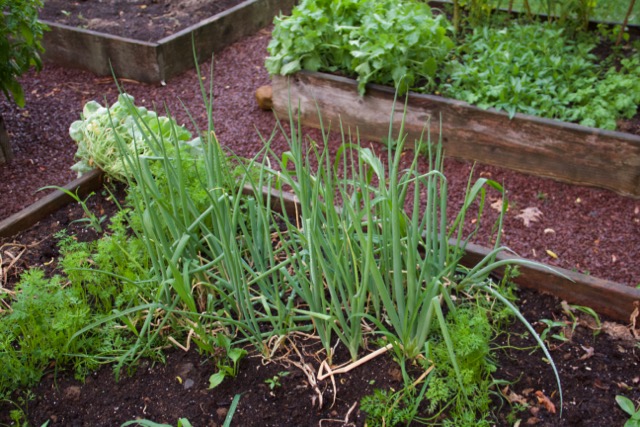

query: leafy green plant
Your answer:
[0,0,48,107]
[268,1,640,132]
[266,0,454,95]
[539,318,571,343]
[264,371,290,390]
[361,388,420,427]
[208,334,248,389]
[0,270,93,394]
[442,22,640,130]
[616,395,640,427]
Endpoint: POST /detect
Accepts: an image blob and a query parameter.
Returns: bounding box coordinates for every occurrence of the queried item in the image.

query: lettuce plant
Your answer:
[69,93,195,181]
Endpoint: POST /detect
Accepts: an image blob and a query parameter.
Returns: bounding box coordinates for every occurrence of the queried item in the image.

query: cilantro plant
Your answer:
[266,0,454,95]
[0,0,48,107]
[441,22,640,129]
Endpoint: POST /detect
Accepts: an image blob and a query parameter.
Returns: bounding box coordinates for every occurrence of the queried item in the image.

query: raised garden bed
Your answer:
[2,24,639,426]
[39,0,296,83]
[272,71,640,198]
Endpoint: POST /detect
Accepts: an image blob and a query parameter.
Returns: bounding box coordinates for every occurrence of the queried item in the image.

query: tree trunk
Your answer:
[0,113,13,164]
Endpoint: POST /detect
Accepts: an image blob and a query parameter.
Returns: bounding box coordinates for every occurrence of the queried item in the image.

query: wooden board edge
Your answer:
[0,169,105,238]
[460,241,640,324]
[271,72,640,198]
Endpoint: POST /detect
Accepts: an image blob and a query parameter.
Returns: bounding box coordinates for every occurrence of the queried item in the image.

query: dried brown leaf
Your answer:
[516,207,543,227]
[579,345,595,361]
[535,390,556,414]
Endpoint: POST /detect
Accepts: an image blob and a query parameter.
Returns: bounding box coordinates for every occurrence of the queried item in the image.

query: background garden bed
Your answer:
[39,0,296,83]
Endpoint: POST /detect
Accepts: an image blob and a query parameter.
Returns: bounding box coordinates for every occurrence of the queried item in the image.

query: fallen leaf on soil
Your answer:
[522,388,534,396]
[630,302,639,338]
[602,321,636,342]
[579,345,595,361]
[526,417,541,425]
[502,386,528,405]
[516,207,543,227]
[535,390,556,414]
[491,198,505,212]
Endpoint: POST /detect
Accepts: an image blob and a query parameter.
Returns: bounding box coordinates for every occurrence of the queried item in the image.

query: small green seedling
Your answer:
[562,302,602,337]
[265,371,290,390]
[539,319,570,343]
[40,186,106,233]
[616,395,640,427]
[208,334,247,389]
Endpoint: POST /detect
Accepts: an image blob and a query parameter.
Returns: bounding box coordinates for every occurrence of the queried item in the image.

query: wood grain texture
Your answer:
[272,72,640,198]
[41,22,160,82]
[0,169,104,238]
[459,242,640,323]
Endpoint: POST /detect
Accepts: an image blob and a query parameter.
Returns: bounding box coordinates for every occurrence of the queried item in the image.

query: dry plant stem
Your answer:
[0,243,27,290]
[287,335,325,408]
[411,364,435,389]
[167,329,196,352]
[617,0,637,45]
[319,401,358,427]
[316,343,394,381]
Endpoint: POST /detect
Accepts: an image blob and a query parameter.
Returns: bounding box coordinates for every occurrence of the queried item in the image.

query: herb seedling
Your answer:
[539,319,571,343]
[208,334,248,389]
[40,186,106,233]
[265,371,290,390]
[616,395,640,427]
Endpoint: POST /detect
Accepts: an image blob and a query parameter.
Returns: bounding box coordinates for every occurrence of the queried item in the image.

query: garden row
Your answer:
[1,0,639,425]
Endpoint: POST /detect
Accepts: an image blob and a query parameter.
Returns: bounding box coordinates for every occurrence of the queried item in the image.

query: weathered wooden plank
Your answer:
[41,22,160,82]
[272,72,640,198]
[0,113,11,164]
[159,0,297,82]
[0,169,105,238]
[459,242,640,323]
[264,187,640,323]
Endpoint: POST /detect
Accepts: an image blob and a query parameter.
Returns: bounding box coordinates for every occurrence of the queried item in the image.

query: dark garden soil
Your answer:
[0,11,640,427]
[39,0,247,42]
